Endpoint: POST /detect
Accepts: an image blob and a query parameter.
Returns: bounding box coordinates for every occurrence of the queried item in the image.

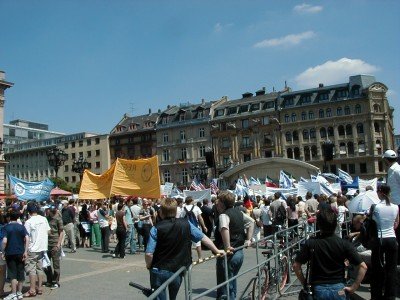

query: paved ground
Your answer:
[2,242,373,300]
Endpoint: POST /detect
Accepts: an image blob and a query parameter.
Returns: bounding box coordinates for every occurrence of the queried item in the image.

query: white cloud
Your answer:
[387,89,396,98]
[213,22,233,33]
[254,31,315,48]
[295,58,380,88]
[293,3,323,14]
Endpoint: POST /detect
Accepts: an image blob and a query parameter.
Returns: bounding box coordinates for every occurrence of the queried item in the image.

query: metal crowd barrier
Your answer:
[141,213,353,300]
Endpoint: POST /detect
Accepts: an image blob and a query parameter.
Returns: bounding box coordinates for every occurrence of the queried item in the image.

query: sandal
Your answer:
[37,289,43,295]
[23,290,37,297]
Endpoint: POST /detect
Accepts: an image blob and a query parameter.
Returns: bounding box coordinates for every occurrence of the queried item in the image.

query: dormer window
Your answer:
[129,124,136,130]
[197,110,204,119]
[179,114,185,121]
[162,117,168,124]
[302,95,311,104]
[239,105,248,113]
[337,90,348,98]
[264,101,275,109]
[285,98,294,107]
[227,107,237,115]
[215,109,224,117]
[319,93,329,101]
[250,103,260,111]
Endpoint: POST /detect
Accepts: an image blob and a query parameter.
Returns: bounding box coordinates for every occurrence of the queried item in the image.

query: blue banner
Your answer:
[8,175,54,201]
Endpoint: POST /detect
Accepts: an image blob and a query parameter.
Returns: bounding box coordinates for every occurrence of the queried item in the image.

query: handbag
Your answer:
[298,245,314,300]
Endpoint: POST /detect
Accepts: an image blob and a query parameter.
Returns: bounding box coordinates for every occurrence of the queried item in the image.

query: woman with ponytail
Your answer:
[371,184,399,300]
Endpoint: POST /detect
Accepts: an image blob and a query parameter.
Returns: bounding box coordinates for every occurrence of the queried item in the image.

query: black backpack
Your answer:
[274,202,287,225]
[359,204,379,250]
[184,206,199,227]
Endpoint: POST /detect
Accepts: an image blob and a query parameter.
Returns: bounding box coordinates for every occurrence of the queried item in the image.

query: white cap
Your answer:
[382,149,397,159]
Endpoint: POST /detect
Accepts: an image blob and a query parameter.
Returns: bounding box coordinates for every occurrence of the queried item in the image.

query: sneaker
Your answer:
[16,292,23,300]
[3,293,17,300]
[112,254,116,258]
[50,283,60,290]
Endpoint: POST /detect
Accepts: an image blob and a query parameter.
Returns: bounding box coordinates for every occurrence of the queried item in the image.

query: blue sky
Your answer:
[1,1,399,134]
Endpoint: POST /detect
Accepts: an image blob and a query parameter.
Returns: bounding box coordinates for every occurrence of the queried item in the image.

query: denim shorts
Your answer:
[313,283,348,300]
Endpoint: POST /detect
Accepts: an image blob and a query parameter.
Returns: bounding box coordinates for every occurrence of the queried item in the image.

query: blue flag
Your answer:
[9,175,54,201]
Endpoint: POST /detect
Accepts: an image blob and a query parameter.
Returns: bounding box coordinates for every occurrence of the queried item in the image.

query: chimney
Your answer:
[255,88,266,96]
[167,105,171,109]
[201,98,205,104]
[242,92,253,98]
[158,109,161,113]
[149,108,152,114]
[0,71,5,81]
[319,83,324,88]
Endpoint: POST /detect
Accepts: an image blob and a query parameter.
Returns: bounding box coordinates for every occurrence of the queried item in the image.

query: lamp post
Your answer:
[72,156,89,185]
[0,138,3,156]
[47,147,68,178]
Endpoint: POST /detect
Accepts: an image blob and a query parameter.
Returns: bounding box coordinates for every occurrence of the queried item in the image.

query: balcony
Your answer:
[240,143,253,150]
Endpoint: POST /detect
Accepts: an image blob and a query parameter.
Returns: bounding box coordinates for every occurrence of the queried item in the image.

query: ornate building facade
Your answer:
[156,98,226,187]
[109,111,159,163]
[278,75,393,178]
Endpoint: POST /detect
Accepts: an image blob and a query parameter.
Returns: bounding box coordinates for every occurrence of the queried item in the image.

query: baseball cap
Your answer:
[382,149,397,159]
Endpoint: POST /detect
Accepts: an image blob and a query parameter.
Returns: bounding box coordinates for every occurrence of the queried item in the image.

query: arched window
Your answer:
[287,148,293,159]
[291,113,297,122]
[304,146,310,161]
[326,108,332,117]
[337,107,343,116]
[284,114,289,123]
[328,127,334,137]
[301,111,307,120]
[286,131,292,142]
[358,141,366,153]
[376,139,382,155]
[374,122,380,133]
[355,104,361,114]
[311,145,318,158]
[346,124,353,136]
[320,127,327,138]
[293,131,299,141]
[357,123,364,134]
[344,106,351,115]
[338,125,345,136]
[319,109,324,118]
[308,111,314,120]
[303,129,309,140]
[373,104,381,112]
[347,142,354,155]
[310,128,316,139]
[294,147,300,160]
[339,142,346,154]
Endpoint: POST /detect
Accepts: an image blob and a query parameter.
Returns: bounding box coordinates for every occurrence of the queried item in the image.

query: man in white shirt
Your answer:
[180,197,207,261]
[382,149,400,263]
[24,202,51,297]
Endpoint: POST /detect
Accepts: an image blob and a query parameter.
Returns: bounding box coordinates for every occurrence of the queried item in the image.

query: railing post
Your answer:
[224,254,230,300]
[255,236,261,300]
[184,268,190,300]
[273,230,279,294]
[285,228,291,284]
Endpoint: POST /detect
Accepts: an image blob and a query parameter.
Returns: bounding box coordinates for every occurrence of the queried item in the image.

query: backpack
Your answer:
[184,206,199,227]
[274,202,287,225]
[359,204,379,250]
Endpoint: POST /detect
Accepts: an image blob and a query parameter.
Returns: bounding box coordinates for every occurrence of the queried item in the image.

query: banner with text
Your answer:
[9,175,54,201]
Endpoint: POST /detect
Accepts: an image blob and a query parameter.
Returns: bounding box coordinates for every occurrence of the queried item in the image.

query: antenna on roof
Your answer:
[129,102,135,115]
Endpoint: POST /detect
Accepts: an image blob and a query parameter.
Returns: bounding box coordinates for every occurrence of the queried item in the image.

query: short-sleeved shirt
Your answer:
[305,198,319,215]
[25,215,51,253]
[47,215,64,247]
[4,222,28,256]
[295,235,363,285]
[260,205,272,226]
[387,162,400,205]
[270,199,287,219]
[146,221,203,254]
[181,204,202,220]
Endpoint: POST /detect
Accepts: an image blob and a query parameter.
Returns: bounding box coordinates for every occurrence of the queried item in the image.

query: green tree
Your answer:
[49,177,72,192]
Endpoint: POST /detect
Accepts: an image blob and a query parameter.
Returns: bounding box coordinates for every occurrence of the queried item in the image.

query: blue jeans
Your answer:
[216,249,244,299]
[314,283,348,300]
[125,224,137,253]
[150,268,182,300]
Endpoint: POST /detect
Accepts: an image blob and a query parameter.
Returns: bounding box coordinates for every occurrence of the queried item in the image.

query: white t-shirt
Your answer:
[338,205,348,224]
[260,205,272,226]
[180,204,202,220]
[387,162,400,205]
[25,215,50,253]
[373,201,399,239]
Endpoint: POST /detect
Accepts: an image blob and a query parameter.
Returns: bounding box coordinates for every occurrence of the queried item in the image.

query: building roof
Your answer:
[110,112,160,135]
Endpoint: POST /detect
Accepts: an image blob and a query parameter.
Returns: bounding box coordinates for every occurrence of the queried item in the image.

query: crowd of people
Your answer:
[0,150,399,300]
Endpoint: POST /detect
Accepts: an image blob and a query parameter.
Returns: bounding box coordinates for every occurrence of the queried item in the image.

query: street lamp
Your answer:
[190,163,208,183]
[72,156,89,183]
[47,147,68,178]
